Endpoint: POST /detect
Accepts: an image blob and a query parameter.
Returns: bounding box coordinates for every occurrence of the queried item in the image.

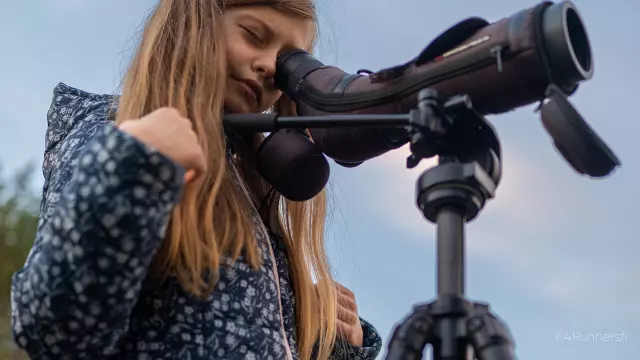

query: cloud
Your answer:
[339,140,640,320]
[347,140,559,248]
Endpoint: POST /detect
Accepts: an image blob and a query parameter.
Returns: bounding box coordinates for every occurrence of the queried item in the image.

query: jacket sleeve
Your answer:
[329,317,383,360]
[10,116,185,359]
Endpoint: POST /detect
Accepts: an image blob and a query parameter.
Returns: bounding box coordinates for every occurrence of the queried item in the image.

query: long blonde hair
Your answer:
[114,1,337,359]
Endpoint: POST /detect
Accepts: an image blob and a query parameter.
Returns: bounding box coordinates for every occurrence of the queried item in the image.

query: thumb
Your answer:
[182,147,207,182]
[184,169,197,184]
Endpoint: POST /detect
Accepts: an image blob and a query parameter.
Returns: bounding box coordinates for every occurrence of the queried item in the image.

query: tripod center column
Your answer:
[436,205,465,296]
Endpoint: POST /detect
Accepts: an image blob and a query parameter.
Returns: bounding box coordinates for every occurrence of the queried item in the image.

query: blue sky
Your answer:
[1,0,639,359]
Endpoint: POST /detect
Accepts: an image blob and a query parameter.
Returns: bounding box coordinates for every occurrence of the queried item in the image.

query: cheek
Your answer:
[225,39,250,69]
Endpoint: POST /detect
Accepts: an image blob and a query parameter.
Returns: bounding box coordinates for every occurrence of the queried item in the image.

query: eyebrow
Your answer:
[236,13,309,50]
[237,14,275,38]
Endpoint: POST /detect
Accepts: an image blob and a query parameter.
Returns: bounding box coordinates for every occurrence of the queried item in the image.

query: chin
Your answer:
[224,98,259,114]
[224,103,249,114]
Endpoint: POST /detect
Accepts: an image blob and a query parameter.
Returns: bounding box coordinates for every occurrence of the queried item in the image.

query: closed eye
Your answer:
[241,26,263,44]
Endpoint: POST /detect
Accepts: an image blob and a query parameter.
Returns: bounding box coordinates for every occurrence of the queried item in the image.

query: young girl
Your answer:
[10,0,383,359]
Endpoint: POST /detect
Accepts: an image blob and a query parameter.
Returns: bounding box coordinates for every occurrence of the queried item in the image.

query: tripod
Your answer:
[225,88,515,359]
[383,89,515,360]
[223,84,619,360]
[225,88,516,359]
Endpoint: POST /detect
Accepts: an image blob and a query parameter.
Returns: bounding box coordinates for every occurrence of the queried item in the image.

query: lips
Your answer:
[234,78,261,105]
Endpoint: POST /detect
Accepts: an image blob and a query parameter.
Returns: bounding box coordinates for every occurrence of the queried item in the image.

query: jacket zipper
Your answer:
[229,161,295,360]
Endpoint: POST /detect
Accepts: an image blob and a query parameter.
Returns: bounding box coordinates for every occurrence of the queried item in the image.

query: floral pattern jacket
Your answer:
[11,83,383,360]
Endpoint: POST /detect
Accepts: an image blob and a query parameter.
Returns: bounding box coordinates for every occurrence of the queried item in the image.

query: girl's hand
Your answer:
[118,107,206,183]
[336,282,364,347]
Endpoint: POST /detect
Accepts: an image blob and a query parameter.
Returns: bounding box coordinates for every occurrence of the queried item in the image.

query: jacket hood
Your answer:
[44,82,119,156]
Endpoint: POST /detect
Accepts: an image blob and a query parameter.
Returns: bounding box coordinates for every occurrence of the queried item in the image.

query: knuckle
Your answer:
[180,115,193,125]
[192,141,204,154]
[188,148,201,161]
[156,107,180,117]
[348,311,357,323]
[191,149,206,165]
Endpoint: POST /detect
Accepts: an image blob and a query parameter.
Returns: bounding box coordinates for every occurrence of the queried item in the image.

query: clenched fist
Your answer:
[118,107,206,183]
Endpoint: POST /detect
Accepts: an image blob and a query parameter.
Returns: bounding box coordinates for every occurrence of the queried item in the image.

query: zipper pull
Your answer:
[490,45,504,72]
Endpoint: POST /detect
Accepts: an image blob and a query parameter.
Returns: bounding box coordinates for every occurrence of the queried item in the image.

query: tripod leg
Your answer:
[467,303,516,360]
[385,303,433,360]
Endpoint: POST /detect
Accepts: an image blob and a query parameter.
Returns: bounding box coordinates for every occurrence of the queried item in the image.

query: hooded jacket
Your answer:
[11,83,382,360]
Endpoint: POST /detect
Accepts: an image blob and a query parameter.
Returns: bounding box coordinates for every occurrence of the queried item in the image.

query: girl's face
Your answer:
[222,6,314,114]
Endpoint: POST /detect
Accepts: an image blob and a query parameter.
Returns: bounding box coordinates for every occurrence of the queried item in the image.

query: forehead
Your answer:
[225,6,315,50]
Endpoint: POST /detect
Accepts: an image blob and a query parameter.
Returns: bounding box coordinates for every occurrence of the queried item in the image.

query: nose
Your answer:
[252,50,278,80]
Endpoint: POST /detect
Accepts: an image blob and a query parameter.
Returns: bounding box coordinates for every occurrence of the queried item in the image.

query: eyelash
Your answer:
[242,27,263,44]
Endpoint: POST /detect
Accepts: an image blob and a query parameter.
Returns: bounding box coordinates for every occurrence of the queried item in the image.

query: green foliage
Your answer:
[0,162,40,360]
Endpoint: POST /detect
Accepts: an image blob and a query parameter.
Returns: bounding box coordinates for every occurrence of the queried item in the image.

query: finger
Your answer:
[336,282,354,299]
[180,115,194,129]
[337,291,357,312]
[185,147,207,178]
[184,169,196,184]
[336,319,350,338]
[154,106,183,121]
[182,157,205,182]
[337,305,359,325]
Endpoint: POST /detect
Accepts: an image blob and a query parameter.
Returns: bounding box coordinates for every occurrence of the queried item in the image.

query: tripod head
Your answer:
[402,88,502,222]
